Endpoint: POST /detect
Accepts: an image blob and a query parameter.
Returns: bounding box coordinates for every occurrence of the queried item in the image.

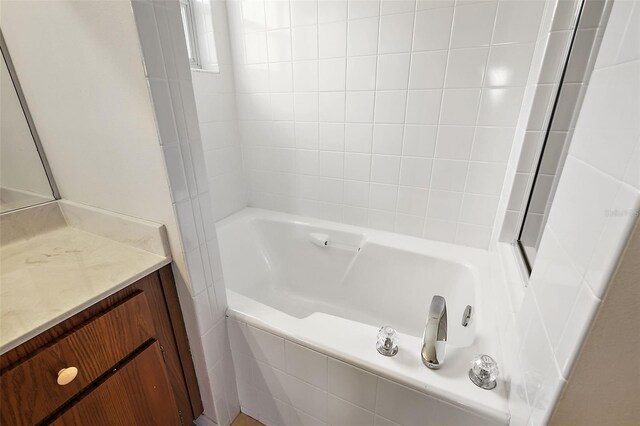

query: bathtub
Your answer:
[218,209,509,425]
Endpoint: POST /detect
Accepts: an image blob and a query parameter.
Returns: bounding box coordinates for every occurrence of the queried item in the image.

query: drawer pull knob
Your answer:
[57,367,78,386]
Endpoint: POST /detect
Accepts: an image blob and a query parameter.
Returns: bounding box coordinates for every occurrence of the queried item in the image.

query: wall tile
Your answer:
[328,359,377,411]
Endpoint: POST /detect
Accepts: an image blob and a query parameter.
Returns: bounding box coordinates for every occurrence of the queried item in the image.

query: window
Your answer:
[178,0,219,72]
[179,0,200,68]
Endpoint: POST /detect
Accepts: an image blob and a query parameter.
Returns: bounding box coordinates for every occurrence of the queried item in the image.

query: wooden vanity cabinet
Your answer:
[0,265,203,425]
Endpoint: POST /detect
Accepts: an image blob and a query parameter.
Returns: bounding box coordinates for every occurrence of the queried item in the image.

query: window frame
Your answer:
[179,0,201,69]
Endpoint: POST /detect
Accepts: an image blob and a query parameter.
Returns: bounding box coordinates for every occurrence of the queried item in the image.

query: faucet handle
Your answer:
[469,354,499,390]
[376,326,399,356]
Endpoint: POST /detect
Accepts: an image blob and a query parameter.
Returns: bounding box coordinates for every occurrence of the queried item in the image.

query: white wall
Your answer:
[504,0,640,423]
[192,0,248,222]
[225,0,548,249]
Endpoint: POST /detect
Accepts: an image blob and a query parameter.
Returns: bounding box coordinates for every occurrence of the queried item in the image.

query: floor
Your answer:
[231,413,263,426]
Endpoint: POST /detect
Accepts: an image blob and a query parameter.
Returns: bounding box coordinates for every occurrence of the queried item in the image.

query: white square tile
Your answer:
[247,326,286,370]
[459,194,499,227]
[343,205,369,226]
[319,0,348,23]
[348,17,379,56]
[163,145,189,202]
[553,282,600,377]
[439,89,481,125]
[348,0,381,20]
[345,153,372,181]
[548,157,620,288]
[265,0,291,30]
[344,180,371,207]
[444,47,489,88]
[486,43,536,88]
[584,183,640,296]
[403,125,437,157]
[377,54,411,90]
[427,189,463,220]
[294,60,319,92]
[296,149,320,175]
[373,124,404,155]
[450,2,497,48]
[493,0,545,44]
[267,28,292,62]
[319,122,345,150]
[399,157,432,188]
[412,7,454,52]
[150,79,179,145]
[291,1,318,27]
[319,151,344,178]
[245,32,269,64]
[478,87,526,127]
[346,124,374,153]
[431,159,467,191]
[455,222,492,249]
[379,13,414,54]
[347,56,378,91]
[465,162,506,196]
[423,218,457,242]
[328,395,374,426]
[328,359,377,411]
[370,183,399,211]
[397,186,429,216]
[271,93,295,121]
[318,177,344,203]
[409,51,448,89]
[435,126,475,160]
[370,155,402,184]
[346,92,376,123]
[405,90,442,124]
[319,92,346,122]
[296,122,320,149]
[319,20,347,58]
[295,93,320,121]
[319,58,347,91]
[471,127,515,163]
[368,209,396,231]
[374,91,407,124]
[292,25,318,60]
[380,0,415,15]
[243,0,267,31]
[285,341,328,389]
[270,62,294,92]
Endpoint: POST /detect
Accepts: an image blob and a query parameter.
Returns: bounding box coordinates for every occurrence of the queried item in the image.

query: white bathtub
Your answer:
[218,209,509,425]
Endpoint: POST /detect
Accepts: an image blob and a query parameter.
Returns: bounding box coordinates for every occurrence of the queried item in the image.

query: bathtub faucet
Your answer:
[421,295,447,369]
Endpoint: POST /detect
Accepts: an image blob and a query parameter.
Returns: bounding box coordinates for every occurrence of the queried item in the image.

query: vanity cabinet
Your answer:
[0,265,203,425]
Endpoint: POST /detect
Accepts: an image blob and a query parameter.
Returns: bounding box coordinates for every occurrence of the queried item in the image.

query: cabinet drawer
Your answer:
[1,291,156,425]
[51,341,181,425]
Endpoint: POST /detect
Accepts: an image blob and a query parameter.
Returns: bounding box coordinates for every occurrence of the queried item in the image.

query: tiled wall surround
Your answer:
[130,1,241,425]
[191,0,249,222]
[226,0,549,249]
[501,0,640,424]
[227,318,501,426]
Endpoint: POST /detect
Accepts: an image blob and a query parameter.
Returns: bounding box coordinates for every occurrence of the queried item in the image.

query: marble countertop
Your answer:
[0,201,171,353]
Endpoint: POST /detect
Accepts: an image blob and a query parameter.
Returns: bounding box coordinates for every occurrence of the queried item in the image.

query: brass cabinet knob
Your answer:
[57,367,78,386]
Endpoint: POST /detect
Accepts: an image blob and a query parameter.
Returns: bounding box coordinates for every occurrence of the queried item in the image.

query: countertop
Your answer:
[0,201,171,353]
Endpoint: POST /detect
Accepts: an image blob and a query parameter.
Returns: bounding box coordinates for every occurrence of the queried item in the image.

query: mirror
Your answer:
[0,31,56,213]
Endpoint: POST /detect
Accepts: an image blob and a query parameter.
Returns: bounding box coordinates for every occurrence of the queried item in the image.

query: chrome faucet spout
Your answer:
[421,295,447,369]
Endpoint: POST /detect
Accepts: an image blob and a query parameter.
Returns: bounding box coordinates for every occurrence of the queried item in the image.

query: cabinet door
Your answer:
[51,341,181,426]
